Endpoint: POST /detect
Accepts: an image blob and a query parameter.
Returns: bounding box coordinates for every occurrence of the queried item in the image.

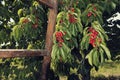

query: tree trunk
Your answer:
[81,59,92,80]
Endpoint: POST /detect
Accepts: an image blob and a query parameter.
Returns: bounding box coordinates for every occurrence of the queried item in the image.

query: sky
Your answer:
[107,12,120,28]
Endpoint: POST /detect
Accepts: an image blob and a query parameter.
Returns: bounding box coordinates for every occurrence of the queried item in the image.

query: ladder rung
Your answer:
[0,49,48,58]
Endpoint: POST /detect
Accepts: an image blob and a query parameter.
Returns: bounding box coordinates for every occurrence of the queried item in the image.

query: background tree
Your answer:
[0,0,48,80]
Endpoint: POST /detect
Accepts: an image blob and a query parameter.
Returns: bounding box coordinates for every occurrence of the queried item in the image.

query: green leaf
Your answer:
[12,25,23,41]
[84,35,90,50]
[70,67,77,74]
[33,1,39,7]
[76,8,81,16]
[100,44,111,60]
[72,24,76,36]
[80,34,90,50]
[111,2,116,9]
[86,48,96,66]
[62,43,73,63]
[57,11,65,22]
[51,44,59,60]
[76,22,83,33]
[86,3,93,9]
[60,47,66,62]
[53,32,57,43]
[97,31,105,41]
[62,43,71,54]
[18,9,23,17]
[75,24,79,35]
[83,27,89,36]
[65,29,72,39]
[93,50,100,67]
[27,44,34,49]
[19,17,25,24]
[99,48,105,63]
[92,21,108,41]
[72,38,78,48]
[30,15,36,24]
[92,21,104,32]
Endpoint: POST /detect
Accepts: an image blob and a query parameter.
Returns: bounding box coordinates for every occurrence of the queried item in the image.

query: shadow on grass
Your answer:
[91,75,120,80]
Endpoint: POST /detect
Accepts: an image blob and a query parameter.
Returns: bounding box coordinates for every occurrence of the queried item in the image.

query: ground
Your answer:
[91,61,120,80]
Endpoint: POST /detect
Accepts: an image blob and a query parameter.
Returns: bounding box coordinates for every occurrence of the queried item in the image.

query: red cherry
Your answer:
[55,31,64,45]
[89,38,96,47]
[87,12,92,17]
[59,19,63,24]
[94,7,97,11]
[32,23,38,28]
[22,18,29,23]
[55,31,63,38]
[70,8,75,12]
[69,14,77,23]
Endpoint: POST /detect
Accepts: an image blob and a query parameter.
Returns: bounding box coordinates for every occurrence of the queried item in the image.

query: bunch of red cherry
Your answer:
[55,31,64,47]
[88,27,98,47]
[87,6,97,17]
[68,8,77,23]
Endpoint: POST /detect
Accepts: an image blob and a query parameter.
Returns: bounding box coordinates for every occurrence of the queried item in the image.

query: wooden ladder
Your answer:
[0,0,58,80]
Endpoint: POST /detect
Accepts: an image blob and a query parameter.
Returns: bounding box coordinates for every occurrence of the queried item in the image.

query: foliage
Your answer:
[0,0,120,80]
[51,0,120,79]
[0,57,43,80]
[0,0,48,79]
[0,0,47,49]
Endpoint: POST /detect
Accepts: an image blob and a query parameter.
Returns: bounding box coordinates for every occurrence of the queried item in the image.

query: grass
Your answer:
[91,61,120,80]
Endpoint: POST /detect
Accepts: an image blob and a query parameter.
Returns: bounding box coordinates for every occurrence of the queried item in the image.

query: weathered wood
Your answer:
[39,0,53,8]
[40,0,58,80]
[0,49,47,58]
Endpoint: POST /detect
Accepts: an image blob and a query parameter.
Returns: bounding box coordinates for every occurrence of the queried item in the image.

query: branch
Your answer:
[39,0,53,8]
